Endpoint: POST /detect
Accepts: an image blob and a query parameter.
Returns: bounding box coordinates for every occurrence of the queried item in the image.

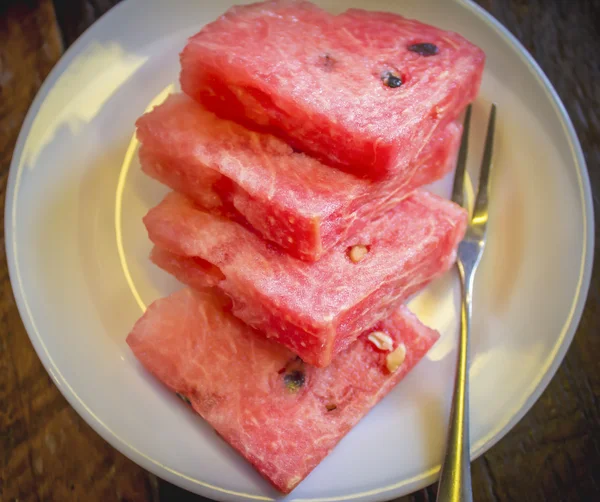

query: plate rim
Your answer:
[4,0,595,500]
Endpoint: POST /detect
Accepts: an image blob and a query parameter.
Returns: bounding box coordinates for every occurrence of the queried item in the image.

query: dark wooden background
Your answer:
[1,0,598,500]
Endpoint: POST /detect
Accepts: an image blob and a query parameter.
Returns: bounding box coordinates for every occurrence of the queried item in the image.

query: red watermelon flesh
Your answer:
[180,0,484,179]
[150,246,224,289]
[136,93,462,261]
[126,287,439,493]
[143,191,466,367]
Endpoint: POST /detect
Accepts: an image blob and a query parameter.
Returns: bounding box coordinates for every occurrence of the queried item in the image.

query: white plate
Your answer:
[5,0,593,500]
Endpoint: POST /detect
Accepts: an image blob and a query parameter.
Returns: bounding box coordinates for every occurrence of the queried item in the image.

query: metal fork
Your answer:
[436,104,497,502]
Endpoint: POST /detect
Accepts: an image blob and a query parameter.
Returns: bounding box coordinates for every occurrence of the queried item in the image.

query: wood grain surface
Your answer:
[0,1,598,501]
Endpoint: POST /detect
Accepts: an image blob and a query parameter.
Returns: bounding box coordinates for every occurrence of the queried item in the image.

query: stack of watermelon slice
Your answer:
[127,0,484,493]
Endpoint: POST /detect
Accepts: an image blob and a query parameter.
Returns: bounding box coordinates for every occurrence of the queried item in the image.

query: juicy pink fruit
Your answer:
[127,288,439,493]
[144,191,466,367]
[137,93,462,261]
[150,246,224,289]
[180,0,484,179]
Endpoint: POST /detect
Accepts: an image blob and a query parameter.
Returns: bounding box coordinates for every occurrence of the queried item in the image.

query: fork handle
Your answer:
[436,263,473,502]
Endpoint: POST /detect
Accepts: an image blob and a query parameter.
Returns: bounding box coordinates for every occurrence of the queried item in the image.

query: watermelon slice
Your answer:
[144,191,466,367]
[150,246,224,289]
[136,94,462,261]
[180,0,484,179]
[127,288,439,493]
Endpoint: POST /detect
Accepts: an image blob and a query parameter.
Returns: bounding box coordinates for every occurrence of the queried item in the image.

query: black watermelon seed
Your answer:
[284,370,305,392]
[176,393,191,405]
[320,53,336,71]
[382,71,403,88]
[408,43,439,56]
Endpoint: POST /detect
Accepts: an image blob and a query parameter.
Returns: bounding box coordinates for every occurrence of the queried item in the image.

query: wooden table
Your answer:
[1,1,598,500]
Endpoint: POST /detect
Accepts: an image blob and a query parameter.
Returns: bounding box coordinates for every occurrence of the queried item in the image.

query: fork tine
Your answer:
[451,104,472,209]
[472,104,497,226]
